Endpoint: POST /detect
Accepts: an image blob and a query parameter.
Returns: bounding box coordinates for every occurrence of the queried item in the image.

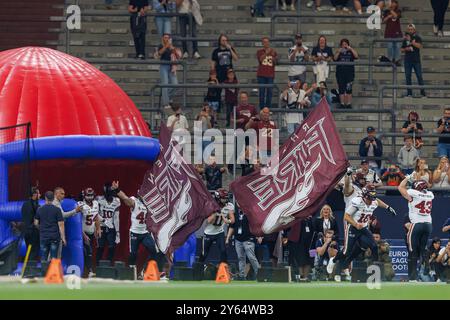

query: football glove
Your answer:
[386,206,397,216]
[346,167,353,176]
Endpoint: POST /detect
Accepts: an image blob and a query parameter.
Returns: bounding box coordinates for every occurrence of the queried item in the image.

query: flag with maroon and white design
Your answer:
[230,99,349,236]
[138,123,219,254]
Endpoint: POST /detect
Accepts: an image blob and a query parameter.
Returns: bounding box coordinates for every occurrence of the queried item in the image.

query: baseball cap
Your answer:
[367,126,376,133]
[295,33,303,39]
[45,191,54,201]
[361,159,368,165]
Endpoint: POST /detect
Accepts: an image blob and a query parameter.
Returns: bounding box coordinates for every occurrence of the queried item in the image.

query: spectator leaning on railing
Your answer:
[281,80,314,135]
[436,107,450,158]
[397,136,419,175]
[411,158,433,188]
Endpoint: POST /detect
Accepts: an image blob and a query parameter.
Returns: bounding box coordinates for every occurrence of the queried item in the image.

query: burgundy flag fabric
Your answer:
[138,123,219,254]
[230,98,349,236]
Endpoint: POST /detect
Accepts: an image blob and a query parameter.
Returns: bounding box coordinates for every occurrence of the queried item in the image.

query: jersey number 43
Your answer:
[415,201,432,215]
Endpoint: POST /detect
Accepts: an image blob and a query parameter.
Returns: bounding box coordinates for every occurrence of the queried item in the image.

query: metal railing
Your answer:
[64,11,194,54]
[270,12,370,38]
[377,132,445,157]
[170,36,293,43]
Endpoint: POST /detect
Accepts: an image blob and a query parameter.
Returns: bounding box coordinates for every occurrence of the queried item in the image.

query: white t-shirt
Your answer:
[130,197,149,234]
[346,197,378,229]
[79,200,99,235]
[356,168,380,185]
[283,89,309,124]
[167,114,189,144]
[204,202,234,235]
[407,189,434,224]
[97,196,121,229]
[288,44,308,76]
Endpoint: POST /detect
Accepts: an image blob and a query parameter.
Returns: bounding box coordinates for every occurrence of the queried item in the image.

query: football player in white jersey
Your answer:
[343,170,367,211]
[79,187,101,277]
[398,178,434,282]
[332,185,397,281]
[199,188,235,264]
[110,181,158,275]
[96,182,121,266]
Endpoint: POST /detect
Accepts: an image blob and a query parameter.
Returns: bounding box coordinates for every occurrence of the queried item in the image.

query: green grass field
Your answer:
[0,280,449,300]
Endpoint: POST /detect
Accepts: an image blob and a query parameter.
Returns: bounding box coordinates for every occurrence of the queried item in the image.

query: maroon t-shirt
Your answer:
[384,9,402,38]
[236,104,257,129]
[256,48,277,78]
[251,120,277,151]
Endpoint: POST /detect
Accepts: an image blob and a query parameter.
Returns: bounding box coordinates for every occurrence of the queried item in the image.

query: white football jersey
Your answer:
[344,184,362,211]
[204,202,234,236]
[407,189,434,224]
[130,196,149,234]
[97,196,121,229]
[346,197,378,228]
[79,200,99,235]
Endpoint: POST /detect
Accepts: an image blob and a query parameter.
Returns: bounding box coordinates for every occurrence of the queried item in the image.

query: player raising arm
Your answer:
[398,178,434,282]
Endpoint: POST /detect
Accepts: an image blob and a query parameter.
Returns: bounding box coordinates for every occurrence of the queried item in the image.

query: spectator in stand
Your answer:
[397,136,419,174]
[235,91,258,130]
[21,187,41,261]
[381,163,405,187]
[257,37,278,109]
[353,0,385,15]
[280,0,297,11]
[211,35,239,84]
[195,103,213,159]
[34,191,65,261]
[311,36,333,83]
[227,205,260,280]
[313,205,339,237]
[412,158,433,187]
[152,0,175,37]
[382,0,402,66]
[401,111,424,150]
[245,107,278,161]
[356,159,382,186]
[401,24,426,98]
[288,34,309,83]
[307,0,350,12]
[334,38,358,109]
[250,0,268,17]
[443,217,450,236]
[224,69,239,127]
[436,107,450,158]
[359,126,383,175]
[204,156,227,191]
[205,71,221,122]
[158,33,181,109]
[436,241,450,281]
[176,0,202,59]
[432,156,450,188]
[167,104,189,145]
[281,80,314,135]
[428,237,442,281]
[310,81,333,107]
[431,0,449,37]
[128,0,149,59]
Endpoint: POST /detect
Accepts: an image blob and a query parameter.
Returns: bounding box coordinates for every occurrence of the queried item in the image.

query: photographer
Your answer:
[281,80,314,135]
[436,241,450,281]
[381,163,405,189]
[359,126,383,175]
[401,111,424,149]
[428,237,442,281]
[397,136,419,175]
[367,233,395,281]
[314,230,338,280]
[436,107,450,158]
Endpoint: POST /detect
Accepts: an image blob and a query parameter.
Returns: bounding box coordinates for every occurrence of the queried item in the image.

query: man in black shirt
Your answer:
[21,187,41,260]
[401,24,425,97]
[204,157,227,191]
[211,35,239,84]
[436,107,450,158]
[34,191,65,261]
[227,206,260,280]
[128,0,149,59]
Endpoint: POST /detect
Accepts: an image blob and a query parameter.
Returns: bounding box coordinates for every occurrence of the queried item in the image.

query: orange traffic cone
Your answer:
[215,262,231,284]
[143,260,160,281]
[44,258,64,284]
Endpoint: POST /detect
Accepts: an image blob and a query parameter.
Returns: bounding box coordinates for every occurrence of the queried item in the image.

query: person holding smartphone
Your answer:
[436,107,450,157]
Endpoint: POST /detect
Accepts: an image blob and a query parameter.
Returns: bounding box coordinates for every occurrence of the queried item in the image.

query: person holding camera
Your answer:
[411,158,433,188]
[368,232,395,281]
[288,34,309,83]
[436,107,450,158]
[397,136,419,175]
[401,24,426,98]
[436,241,450,281]
[359,126,383,175]
[310,81,333,107]
[432,156,450,188]
[158,33,181,109]
[281,80,315,135]
[314,230,338,280]
[401,111,424,149]
[381,163,405,187]
[128,0,149,60]
[334,38,358,109]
